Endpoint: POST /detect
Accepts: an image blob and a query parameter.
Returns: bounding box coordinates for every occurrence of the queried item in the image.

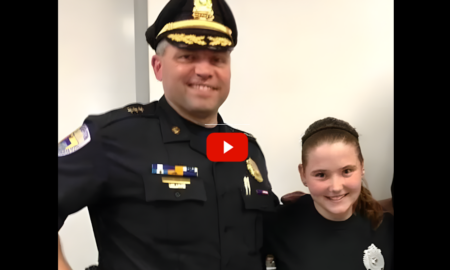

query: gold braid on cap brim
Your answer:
[157,19,233,45]
[167,34,232,47]
[167,34,207,46]
[207,36,232,46]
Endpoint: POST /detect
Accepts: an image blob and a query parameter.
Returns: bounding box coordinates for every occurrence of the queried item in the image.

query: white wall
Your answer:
[58,0,148,269]
[149,0,393,200]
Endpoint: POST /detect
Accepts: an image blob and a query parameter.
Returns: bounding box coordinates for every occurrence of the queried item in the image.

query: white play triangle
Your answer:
[224,141,233,154]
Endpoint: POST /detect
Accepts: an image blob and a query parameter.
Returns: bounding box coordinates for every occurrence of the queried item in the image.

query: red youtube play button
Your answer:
[207,133,248,162]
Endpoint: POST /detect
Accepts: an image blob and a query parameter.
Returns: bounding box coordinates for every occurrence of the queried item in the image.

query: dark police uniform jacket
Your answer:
[58,95,279,270]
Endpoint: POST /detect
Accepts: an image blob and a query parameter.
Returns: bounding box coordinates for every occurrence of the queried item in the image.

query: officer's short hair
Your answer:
[156,39,170,56]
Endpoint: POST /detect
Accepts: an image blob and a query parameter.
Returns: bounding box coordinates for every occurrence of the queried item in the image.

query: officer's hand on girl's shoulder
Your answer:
[378,198,394,215]
[281,191,308,205]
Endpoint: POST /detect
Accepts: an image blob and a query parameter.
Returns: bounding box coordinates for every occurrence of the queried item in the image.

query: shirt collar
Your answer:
[156,95,229,144]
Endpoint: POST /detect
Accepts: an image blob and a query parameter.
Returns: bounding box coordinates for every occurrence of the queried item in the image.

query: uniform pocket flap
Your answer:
[143,175,207,202]
[241,189,276,211]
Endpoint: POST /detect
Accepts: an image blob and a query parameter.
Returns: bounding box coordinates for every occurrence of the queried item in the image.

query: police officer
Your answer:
[58,1,278,269]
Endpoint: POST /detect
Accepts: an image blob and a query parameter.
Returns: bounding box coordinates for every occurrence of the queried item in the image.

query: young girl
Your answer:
[264,117,393,270]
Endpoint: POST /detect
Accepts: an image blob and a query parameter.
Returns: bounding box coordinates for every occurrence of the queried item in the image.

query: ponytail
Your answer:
[353,184,384,229]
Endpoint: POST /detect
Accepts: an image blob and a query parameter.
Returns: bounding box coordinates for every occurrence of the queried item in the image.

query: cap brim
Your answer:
[157,28,234,51]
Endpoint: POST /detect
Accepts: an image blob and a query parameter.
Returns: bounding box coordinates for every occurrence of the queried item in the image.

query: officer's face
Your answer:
[299,142,363,221]
[152,44,231,118]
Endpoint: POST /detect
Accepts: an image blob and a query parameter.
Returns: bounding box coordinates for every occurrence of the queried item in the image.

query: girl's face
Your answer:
[299,142,363,221]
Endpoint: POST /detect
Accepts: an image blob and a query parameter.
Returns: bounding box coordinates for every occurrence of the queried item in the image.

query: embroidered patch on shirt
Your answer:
[363,243,384,270]
[58,124,91,157]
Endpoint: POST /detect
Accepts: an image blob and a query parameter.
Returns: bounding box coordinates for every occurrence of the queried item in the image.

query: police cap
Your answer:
[146,0,237,51]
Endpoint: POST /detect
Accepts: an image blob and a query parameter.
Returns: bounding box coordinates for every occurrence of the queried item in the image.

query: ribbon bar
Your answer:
[152,164,198,177]
[256,189,269,195]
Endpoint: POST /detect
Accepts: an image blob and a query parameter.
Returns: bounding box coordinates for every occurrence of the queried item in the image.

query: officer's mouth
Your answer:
[187,83,218,91]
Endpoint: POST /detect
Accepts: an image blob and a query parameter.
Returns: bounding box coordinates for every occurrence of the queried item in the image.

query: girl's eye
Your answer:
[343,169,352,175]
[315,173,325,178]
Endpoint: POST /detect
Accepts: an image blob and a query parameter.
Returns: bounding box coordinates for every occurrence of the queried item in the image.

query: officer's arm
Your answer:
[58,120,108,269]
[280,191,308,205]
[58,235,72,270]
[261,206,278,270]
[378,197,394,215]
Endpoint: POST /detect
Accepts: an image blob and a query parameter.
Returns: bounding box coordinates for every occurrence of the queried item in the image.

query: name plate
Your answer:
[168,183,186,189]
[162,177,191,185]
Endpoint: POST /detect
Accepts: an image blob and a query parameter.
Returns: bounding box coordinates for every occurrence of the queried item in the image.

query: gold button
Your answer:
[172,126,180,134]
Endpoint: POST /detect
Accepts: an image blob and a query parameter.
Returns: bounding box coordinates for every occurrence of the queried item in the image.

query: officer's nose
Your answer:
[194,60,213,80]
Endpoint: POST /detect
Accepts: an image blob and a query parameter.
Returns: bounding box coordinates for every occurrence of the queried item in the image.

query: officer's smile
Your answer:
[187,83,218,90]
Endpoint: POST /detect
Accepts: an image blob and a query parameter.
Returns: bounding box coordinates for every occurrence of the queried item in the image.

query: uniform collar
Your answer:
[156,95,230,144]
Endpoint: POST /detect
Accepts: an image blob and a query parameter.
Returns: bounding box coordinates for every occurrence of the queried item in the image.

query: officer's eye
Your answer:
[179,54,193,61]
[213,57,225,63]
[211,53,229,64]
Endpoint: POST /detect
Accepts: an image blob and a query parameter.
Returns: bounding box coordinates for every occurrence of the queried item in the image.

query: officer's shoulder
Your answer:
[228,126,257,142]
[381,212,394,226]
[227,126,265,157]
[85,101,158,129]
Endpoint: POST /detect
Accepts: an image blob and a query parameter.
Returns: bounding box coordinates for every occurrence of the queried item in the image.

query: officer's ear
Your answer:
[298,164,307,187]
[151,55,163,82]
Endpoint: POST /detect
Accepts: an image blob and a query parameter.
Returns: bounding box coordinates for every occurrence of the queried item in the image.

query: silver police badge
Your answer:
[363,244,384,270]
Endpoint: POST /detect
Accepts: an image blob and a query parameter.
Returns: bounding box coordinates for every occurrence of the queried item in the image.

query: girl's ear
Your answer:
[298,164,307,187]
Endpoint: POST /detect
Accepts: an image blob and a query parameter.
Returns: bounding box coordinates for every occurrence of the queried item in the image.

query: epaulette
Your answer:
[124,103,145,114]
[123,102,158,115]
[228,126,257,142]
[228,125,267,163]
[111,102,158,122]
[86,101,158,129]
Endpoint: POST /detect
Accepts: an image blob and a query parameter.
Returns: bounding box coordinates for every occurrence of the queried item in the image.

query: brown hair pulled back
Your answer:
[301,117,384,229]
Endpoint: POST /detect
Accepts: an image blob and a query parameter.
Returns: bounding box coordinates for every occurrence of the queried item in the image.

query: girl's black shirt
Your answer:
[264,194,394,270]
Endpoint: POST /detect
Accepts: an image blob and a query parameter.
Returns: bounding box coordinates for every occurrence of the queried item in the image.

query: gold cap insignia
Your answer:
[156,0,233,44]
[246,158,263,182]
[193,0,214,21]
